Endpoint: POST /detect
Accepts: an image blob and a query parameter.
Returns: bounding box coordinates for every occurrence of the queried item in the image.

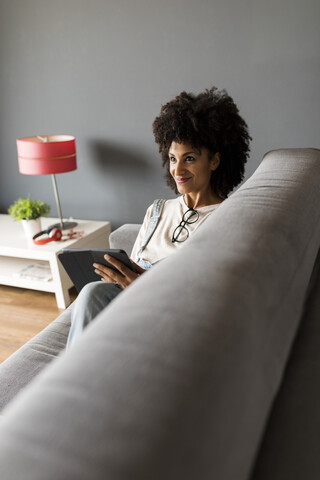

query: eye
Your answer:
[169,156,176,163]
[185,156,195,162]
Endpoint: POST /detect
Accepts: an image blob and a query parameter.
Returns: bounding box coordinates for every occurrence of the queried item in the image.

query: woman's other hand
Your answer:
[93,255,145,289]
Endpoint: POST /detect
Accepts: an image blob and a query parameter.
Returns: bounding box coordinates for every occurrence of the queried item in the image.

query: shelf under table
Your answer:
[0,256,62,293]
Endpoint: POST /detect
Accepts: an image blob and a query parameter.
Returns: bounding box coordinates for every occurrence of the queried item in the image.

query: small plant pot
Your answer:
[21,218,42,239]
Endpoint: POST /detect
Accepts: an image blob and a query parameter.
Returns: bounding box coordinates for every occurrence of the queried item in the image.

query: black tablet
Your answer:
[58,248,134,293]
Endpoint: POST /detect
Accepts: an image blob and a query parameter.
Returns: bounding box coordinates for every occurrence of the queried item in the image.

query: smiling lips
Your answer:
[175,177,191,184]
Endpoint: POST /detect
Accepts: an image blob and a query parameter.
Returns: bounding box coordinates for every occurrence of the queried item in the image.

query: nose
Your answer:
[174,159,186,176]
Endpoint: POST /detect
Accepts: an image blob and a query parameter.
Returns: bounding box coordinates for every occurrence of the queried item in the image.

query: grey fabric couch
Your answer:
[0,148,319,480]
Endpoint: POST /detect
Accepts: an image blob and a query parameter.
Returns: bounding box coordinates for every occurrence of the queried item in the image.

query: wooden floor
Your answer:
[0,285,77,363]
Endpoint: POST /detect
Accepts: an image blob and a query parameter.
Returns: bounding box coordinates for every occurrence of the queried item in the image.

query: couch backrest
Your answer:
[109,222,141,254]
[0,149,319,480]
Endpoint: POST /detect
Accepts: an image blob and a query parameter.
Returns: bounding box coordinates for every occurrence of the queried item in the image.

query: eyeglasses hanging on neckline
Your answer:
[172,208,199,243]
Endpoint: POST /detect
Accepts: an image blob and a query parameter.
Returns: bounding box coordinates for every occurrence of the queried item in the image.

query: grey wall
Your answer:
[0,0,319,230]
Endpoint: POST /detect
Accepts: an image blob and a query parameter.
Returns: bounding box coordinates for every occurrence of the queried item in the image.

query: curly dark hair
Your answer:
[152,87,251,198]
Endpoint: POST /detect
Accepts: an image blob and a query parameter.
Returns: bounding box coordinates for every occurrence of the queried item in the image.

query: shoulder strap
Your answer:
[137,199,166,262]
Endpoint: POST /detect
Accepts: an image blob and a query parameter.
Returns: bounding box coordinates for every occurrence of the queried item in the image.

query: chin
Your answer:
[175,184,189,194]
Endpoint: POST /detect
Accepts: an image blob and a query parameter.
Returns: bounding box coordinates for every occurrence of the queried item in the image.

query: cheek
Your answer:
[198,167,212,182]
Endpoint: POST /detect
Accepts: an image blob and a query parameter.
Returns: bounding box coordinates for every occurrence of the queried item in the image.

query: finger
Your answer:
[104,254,137,280]
[96,267,128,289]
[93,262,115,277]
[129,259,146,275]
[94,263,132,287]
[94,265,115,283]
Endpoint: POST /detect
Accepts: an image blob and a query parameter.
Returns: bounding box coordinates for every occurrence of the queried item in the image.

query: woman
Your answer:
[67,86,251,347]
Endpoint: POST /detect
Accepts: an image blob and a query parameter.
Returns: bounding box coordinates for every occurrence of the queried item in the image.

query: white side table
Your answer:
[0,215,111,309]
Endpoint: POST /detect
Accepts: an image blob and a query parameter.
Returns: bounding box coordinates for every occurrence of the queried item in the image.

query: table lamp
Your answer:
[17,135,77,230]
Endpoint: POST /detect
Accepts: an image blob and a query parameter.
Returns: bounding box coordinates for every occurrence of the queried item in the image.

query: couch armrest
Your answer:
[109,223,141,254]
[0,304,72,412]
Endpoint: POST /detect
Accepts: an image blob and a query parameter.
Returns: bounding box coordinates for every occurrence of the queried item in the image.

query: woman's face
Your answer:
[168,141,219,197]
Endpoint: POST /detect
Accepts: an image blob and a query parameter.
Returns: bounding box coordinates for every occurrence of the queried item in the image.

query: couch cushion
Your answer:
[0,149,319,480]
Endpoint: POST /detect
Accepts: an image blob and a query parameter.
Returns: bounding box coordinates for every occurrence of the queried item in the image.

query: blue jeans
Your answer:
[66,261,153,348]
[67,282,122,348]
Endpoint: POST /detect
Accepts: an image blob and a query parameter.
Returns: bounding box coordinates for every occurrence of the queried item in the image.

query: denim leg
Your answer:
[67,281,122,348]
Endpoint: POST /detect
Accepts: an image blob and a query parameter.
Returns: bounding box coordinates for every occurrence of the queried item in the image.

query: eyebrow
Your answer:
[168,151,198,157]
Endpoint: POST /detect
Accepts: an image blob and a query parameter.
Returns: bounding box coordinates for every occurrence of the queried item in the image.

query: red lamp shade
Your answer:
[17,135,77,175]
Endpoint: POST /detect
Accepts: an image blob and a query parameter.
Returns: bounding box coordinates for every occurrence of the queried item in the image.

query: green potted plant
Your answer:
[8,196,50,238]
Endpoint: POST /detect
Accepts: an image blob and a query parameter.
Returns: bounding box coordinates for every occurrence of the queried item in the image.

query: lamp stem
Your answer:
[49,174,77,231]
[51,174,64,230]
